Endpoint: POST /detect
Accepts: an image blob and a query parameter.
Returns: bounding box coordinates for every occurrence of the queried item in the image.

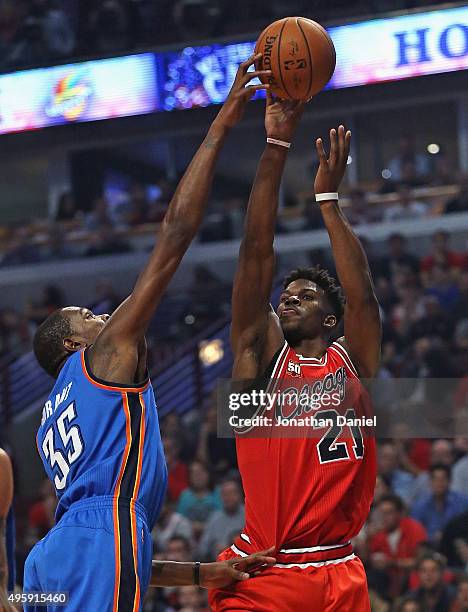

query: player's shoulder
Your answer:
[328,337,359,377]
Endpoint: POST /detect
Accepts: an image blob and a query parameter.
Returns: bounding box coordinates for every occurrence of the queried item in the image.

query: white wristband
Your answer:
[267,137,291,149]
[315,192,339,202]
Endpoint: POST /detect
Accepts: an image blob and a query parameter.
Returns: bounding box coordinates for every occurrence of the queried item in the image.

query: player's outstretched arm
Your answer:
[314,126,381,378]
[149,549,275,588]
[0,450,13,607]
[231,94,304,378]
[88,56,271,383]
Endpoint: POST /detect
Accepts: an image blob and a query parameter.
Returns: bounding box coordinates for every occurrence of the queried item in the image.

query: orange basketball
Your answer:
[255,17,336,101]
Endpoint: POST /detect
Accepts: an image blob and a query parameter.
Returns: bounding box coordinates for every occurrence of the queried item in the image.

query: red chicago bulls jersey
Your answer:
[233,340,376,564]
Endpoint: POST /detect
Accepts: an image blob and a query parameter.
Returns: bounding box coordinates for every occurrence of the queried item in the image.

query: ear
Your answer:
[323,314,337,329]
[63,338,87,352]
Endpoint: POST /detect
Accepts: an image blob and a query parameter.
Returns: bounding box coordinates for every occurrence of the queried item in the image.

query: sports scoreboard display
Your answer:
[0,5,466,133]
[0,54,157,135]
[158,5,468,110]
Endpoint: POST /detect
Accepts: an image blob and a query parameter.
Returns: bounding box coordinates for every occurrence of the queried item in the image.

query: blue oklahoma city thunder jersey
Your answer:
[36,349,167,528]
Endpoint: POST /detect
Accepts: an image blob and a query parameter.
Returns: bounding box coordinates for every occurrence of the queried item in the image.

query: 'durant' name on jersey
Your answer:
[41,382,73,426]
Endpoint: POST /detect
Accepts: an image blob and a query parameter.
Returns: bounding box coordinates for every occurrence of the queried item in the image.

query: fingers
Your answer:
[231,568,251,581]
[243,84,270,100]
[233,553,276,572]
[338,124,346,164]
[331,124,351,166]
[316,138,327,164]
[345,128,352,159]
[242,70,272,86]
[239,53,262,75]
[266,90,273,107]
[257,547,275,556]
[329,128,338,166]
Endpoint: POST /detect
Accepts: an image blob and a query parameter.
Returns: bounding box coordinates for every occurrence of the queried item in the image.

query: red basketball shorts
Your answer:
[209,548,370,612]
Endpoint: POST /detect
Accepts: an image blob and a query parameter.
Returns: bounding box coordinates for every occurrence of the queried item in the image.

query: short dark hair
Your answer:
[429,463,451,479]
[167,535,191,552]
[378,493,404,513]
[33,309,73,378]
[417,551,447,570]
[283,265,345,321]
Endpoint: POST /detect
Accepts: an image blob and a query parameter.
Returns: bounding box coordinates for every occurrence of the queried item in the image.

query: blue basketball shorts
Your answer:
[23,496,152,612]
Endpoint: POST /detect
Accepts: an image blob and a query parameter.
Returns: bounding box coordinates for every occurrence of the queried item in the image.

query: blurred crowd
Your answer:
[0,0,445,72]
[0,134,467,270]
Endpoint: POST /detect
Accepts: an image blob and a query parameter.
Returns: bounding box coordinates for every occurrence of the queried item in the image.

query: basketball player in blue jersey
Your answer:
[0,447,15,612]
[23,56,275,612]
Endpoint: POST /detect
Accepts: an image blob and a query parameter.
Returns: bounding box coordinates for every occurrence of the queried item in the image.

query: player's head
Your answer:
[278,266,344,344]
[33,307,109,378]
[378,493,405,532]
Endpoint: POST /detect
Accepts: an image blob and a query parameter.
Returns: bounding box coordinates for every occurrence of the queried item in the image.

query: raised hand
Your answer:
[314,124,351,194]
[215,54,271,128]
[265,92,305,142]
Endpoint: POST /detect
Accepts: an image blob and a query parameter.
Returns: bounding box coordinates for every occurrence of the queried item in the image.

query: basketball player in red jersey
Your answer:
[209,95,381,611]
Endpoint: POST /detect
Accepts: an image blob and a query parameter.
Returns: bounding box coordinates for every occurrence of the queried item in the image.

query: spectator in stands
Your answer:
[446,174,468,215]
[1,226,41,267]
[452,272,468,323]
[54,191,80,223]
[88,280,121,316]
[0,0,24,70]
[26,284,65,325]
[84,225,132,257]
[408,295,453,341]
[453,319,468,377]
[384,185,429,222]
[163,436,189,502]
[391,283,425,340]
[452,448,468,497]
[407,553,456,612]
[42,223,74,261]
[84,195,115,231]
[426,265,461,310]
[396,597,423,612]
[421,231,465,284]
[125,182,150,226]
[196,402,237,478]
[451,575,468,612]
[440,508,468,570]
[378,442,417,505]
[399,439,456,510]
[376,233,420,282]
[161,412,194,463]
[177,461,221,539]
[411,465,468,544]
[152,498,193,554]
[0,308,30,356]
[26,479,56,544]
[151,535,194,611]
[86,0,129,53]
[430,149,455,187]
[198,478,245,561]
[40,0,75,58]
[369,494,427,599]
[387,136,430,182]
[176,585,208,612]
[345,188,373,226]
